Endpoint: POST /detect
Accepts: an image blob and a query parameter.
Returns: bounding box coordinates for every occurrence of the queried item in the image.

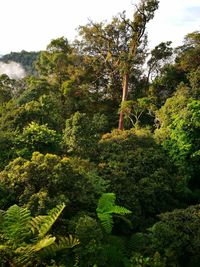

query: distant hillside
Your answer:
[0,50,40,76]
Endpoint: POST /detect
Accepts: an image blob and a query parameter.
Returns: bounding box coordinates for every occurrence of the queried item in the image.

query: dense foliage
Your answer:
[0,1,199,266]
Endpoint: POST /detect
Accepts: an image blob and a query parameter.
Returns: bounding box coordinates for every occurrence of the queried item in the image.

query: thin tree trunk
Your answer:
[118,73,129,130]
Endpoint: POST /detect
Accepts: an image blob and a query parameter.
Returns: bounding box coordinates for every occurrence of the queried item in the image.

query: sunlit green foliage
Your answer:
[15,122,61,158]
[98,129,181,231]
[155,85,200,201]
[0,203,79,266]
[0,152,107,214]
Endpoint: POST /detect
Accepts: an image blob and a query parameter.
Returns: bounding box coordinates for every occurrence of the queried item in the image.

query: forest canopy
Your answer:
[0,0,199,266]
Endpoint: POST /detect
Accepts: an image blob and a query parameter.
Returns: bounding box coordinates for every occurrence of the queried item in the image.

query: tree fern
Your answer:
[96,193,131,233]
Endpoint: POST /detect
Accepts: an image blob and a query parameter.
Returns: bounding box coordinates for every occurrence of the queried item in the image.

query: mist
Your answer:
[0,61,26,79]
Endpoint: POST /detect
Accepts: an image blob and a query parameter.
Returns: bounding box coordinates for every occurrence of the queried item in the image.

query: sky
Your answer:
[0,0,199,54]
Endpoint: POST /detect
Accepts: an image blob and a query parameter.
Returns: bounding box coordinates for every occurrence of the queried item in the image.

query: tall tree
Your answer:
[77,0,159,129]
[118,0,159,129]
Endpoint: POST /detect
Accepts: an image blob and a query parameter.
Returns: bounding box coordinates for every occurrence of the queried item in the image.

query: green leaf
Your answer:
[31,203,65,238]
[97,193,116,213]
[3,205,31,243]
[97,193,131,233]
[40,235,80,257]
[110,205,132,215]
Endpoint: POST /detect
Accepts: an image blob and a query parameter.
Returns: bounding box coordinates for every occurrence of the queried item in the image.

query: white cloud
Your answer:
[0,62,26,79]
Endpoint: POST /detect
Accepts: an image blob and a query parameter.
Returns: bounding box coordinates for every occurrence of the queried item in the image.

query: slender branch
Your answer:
[119,12,134,32]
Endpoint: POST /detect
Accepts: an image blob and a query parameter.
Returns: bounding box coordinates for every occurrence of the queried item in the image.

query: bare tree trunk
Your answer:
[118,73,129,130]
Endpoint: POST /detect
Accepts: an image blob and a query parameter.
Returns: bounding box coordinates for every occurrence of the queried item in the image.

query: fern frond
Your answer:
[3,205,31,242]
[31,215,46,234]
[31,235,56,252]
[97,193,116,212]
[110,206,132,215]
[40,235,80,258]
[97,213,113,234]
[31,203,65,238]
[97,193,131,233]
[15,235,56,266]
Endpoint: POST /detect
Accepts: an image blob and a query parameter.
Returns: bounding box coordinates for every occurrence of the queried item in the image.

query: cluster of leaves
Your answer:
[98,128,182,231]
[0,152,107,215]
[0,203,79,266]
[96,193,131,233]
[132,204,200,267]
